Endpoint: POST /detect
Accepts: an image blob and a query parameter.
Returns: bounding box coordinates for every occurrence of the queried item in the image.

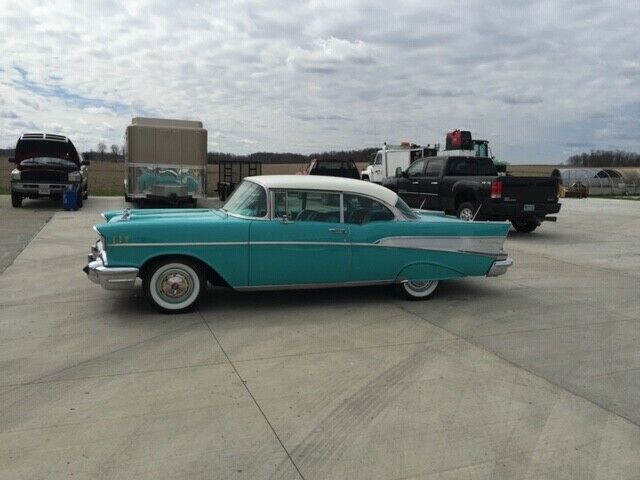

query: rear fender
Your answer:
[396,261,466,283]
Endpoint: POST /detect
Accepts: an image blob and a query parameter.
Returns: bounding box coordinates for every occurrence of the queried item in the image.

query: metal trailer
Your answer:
[216,161,262,200]
[124,117,207,206]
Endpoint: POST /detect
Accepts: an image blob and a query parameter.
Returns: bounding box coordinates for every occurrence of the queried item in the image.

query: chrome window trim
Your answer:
[223,180,270,220]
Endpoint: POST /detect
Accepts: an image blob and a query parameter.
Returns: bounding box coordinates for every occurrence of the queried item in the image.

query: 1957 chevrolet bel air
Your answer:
[84,175,512,313]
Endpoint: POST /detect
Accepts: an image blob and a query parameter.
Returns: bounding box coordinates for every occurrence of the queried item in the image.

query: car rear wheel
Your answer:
[395,280,439,300]
[143,258,205,313]
[11,191,22,208]
[456,202,476,221]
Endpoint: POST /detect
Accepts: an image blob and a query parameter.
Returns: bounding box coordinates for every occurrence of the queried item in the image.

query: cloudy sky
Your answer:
[1,0,638,163]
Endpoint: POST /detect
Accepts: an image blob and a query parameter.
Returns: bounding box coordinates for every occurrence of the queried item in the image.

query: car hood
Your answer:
[101,208,228,223]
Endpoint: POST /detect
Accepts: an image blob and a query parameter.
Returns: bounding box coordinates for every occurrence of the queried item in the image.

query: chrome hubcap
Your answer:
[157,269,193,303]
[459,208,474,221]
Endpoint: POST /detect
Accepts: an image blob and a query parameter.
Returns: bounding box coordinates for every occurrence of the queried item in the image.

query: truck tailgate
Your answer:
[501,176,558,203]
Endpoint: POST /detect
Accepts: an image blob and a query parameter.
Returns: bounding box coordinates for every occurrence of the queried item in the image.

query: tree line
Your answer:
[206,148,378,164]
[566,150,640,168]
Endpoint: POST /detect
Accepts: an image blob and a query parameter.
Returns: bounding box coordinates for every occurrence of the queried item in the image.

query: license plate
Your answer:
[524,204,535,212]
[38,185,51,195]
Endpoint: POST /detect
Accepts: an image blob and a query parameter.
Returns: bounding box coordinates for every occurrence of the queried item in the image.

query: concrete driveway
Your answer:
[0,196,638,479]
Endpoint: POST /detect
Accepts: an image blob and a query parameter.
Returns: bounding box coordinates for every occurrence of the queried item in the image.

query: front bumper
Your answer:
[487,256,514,277]
[83,240,138,290]
[11,181,77,195]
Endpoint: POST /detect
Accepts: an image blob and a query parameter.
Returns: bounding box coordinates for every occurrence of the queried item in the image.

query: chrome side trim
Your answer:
[235,279,394,291]
[372,236,505,256]
[487,257,513,277]
[106,236,504,255]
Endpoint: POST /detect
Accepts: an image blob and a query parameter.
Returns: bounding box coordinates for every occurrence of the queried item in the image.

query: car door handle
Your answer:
[431,182,438,185]
[328,228,347,234]
[412,181,419,184]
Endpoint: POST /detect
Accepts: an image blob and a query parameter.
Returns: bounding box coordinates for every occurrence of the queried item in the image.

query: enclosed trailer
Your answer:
[124,117,207,205]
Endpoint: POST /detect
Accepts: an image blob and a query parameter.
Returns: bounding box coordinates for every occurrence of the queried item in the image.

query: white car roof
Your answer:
[246,175,399,206]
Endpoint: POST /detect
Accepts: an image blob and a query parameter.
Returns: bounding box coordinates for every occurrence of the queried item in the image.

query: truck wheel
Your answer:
[395,280,439,300]
[143,258,205,313]
[456,202,476,221]
[512,218,538,233]
[11,191,23,208]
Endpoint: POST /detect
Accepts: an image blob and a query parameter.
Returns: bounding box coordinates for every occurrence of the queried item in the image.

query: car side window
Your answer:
[275,190,341,223]
[344,194,395,225]
[406,159,427,177]
[425,159,443,177]
[374,153,382,165]
[447,158,475,176]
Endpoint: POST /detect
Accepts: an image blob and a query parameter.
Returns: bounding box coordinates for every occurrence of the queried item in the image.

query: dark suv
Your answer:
[9,133,89,208]
[305,159,360,180]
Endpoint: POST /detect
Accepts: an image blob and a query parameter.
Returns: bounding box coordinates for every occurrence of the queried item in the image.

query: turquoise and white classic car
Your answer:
[84,175,512,313]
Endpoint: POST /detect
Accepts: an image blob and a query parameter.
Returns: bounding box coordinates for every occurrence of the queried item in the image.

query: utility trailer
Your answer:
[124,117,207,206]
[216,161,262,200]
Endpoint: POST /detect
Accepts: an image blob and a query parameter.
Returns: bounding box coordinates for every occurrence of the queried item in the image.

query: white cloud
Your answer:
[0,0,638,162]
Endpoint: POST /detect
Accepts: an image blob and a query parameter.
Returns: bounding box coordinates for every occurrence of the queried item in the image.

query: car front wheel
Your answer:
[11,191,22,208]
[395,280,439,300]
[143,258,205,313]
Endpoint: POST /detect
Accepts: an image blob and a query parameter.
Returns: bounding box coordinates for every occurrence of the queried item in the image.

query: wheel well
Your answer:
[140,254,230,288]
[454,190,476,210]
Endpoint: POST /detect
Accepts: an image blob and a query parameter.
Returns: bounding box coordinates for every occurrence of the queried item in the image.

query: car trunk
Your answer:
[501,176,559,203]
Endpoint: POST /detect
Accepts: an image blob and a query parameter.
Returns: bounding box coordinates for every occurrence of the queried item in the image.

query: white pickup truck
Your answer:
[361,142,438,183]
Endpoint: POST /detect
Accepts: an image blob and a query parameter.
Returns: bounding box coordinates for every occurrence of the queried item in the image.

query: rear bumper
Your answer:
[83,240,138,290]
[482,201,561,220]
[486,255,513,277]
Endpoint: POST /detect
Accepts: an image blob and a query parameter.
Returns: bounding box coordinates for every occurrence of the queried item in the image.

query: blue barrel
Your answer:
[63,185,79,211]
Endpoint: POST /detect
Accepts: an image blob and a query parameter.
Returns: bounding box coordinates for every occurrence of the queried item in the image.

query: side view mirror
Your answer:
[395,167,403,177]
[81,160,90,166]
[8,156,15,163]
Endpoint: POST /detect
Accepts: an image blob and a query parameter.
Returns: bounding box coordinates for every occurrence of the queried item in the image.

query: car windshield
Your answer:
[19,156,77,168]
[395,197,420,219]
[222,181,268,218]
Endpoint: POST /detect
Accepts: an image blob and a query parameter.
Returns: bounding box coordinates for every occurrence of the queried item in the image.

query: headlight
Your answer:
[11,169,21,180]
[68,171,82,182]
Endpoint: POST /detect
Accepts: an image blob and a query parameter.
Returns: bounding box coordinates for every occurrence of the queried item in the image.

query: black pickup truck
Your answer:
[382,156,560,232]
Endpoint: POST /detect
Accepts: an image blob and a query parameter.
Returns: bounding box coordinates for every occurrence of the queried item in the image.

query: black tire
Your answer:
[124,192,132,202]
[394,280,440,300]
[77,189,83,208]
[512,218,538,233]
[143,257,206,314]
[11,191,22,208]
[456,201,476,221]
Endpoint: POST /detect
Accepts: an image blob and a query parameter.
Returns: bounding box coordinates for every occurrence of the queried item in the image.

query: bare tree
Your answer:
[110,144,119,162]
[97,142,106,162]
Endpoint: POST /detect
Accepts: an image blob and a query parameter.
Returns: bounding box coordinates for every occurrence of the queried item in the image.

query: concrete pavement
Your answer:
[0,196,638,479]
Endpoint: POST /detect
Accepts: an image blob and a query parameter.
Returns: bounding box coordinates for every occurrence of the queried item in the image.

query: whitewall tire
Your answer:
[143,259,205,313]
[395,280,440,300]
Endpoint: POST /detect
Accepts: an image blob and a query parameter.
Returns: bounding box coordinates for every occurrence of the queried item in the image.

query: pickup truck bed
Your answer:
[382,156,561,233]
